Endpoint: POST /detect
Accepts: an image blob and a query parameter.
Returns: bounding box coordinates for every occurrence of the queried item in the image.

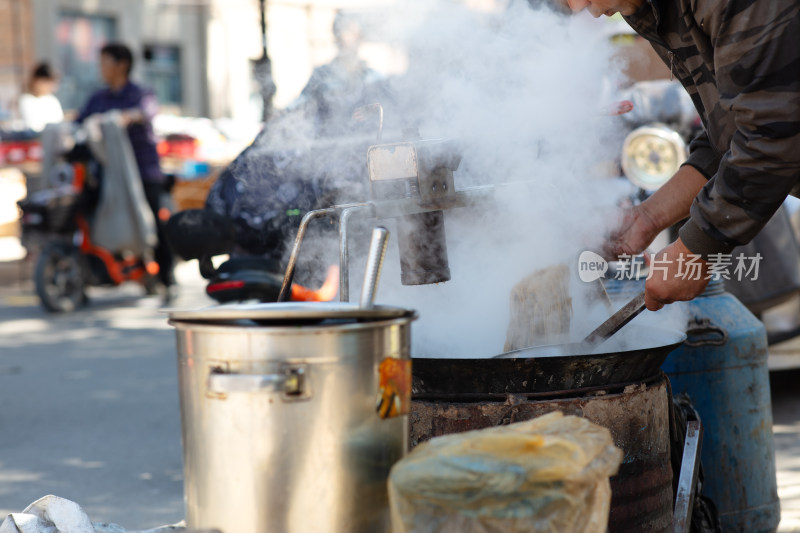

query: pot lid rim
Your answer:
[165,301,414,322]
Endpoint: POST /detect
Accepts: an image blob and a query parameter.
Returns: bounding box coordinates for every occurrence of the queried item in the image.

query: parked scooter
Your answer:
[616,80,800,367]
[17,118,163,312]
[165,95,390,304]
[165,208,338,303]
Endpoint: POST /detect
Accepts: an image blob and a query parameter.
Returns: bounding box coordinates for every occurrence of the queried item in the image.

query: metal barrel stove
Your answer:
[411,325,686,532]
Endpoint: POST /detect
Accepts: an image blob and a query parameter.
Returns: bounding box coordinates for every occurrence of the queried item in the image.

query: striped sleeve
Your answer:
[679,1,800,258]
[683,130,721,180]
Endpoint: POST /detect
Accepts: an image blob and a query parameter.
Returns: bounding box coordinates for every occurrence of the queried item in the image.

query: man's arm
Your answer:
[75,93,98,124]
[643,1,800,311]
[605,165,707,259]
[117,90,159,126]
[640,165,708,231]
[683,130,721,180]
[678,1,800,259]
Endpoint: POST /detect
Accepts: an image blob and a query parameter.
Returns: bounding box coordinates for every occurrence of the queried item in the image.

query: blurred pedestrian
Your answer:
[204,10,392,270]
[285,11,388,138]
[18,62,64,133]
[77,43,176,298]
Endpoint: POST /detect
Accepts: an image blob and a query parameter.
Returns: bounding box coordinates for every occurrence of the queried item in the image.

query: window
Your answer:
[143,45,182,107]
[56,12,117,112]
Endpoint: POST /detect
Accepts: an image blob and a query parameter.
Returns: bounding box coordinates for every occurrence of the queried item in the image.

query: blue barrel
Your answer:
[662,279,779,532]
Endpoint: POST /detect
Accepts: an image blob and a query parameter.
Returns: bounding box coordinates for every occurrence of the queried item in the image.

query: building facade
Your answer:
[0,0,35,122]
[0,0,401,125]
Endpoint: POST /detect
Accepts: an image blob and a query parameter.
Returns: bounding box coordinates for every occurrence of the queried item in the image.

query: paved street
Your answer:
[773,369,800,533]
[0,260,210,529]
[0,256,799,531]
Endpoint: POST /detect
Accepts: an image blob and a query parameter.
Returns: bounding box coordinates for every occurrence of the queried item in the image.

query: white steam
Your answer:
[357,1,638,357]
[225,0,687,357]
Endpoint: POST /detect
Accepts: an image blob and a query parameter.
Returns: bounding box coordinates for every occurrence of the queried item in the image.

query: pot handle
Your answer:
[207,364,308,398]
[208,373,286,393]
[684,317,728,347]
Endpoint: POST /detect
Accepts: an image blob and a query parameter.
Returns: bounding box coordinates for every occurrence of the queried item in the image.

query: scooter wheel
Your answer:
[34,243,87,313]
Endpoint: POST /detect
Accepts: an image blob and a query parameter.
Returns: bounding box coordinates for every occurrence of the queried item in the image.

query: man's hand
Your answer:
[645,238,710,311]
[604,164,708,261]
[604,203,661,259]
[121,108,145,126]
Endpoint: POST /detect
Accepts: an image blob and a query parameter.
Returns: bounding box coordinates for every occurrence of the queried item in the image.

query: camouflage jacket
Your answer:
[624,0,800,258]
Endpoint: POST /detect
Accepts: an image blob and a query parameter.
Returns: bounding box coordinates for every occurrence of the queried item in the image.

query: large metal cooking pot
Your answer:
[169,302,416,533]
[413,325,686,395]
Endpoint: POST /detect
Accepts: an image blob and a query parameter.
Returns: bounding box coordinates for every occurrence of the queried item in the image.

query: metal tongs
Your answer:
[492,291,647,359]
[579,291,647,352]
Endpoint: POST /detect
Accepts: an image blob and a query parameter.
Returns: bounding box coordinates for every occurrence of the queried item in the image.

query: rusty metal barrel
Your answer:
[411,374,674,532]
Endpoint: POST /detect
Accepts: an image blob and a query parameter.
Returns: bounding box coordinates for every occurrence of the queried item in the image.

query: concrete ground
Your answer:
[0,242,210,529]
[773,369,800,533]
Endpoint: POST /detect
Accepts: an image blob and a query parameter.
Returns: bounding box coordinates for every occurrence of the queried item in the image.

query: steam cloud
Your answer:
[223,0,689,356]
[367,0,649,357]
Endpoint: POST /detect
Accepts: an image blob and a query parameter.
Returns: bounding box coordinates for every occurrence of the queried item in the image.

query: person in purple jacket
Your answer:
[77,42,176,296]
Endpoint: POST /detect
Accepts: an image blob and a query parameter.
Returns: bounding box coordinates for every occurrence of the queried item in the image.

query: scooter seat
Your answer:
[216,256,282,275]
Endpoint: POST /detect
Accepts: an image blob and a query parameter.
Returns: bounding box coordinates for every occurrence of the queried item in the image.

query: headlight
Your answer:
[621,124,687,191]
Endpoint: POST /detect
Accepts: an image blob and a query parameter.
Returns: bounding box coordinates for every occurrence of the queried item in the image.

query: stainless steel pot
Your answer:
[169,302,416,533]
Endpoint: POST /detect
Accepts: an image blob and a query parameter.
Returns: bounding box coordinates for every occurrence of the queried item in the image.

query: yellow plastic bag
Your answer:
[388,412,623,533]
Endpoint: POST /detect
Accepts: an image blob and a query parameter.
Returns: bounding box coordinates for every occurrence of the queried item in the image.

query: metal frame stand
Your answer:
[277,203,373,302]
[673,420,704,532]
[276,186,495,303]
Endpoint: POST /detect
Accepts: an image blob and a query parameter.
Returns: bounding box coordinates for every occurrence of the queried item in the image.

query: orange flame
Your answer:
[291,265,339,302]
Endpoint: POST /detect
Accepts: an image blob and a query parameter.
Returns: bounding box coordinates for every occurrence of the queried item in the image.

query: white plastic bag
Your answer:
[91,113,157,256]
[0,495,95,533]
[0,496,186,533]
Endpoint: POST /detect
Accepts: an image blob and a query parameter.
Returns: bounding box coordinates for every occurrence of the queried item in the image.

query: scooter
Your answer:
[17,120,162,312]
[165,101,391,304]
[165,208,338,303]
